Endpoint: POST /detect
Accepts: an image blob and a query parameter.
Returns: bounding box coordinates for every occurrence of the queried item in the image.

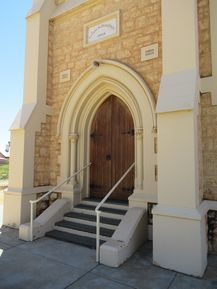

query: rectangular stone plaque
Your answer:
[141,43,159,61]
[84,10,120,47]
[60,69,70,83]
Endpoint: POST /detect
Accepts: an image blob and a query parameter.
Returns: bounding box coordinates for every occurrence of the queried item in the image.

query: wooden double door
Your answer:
[90,95,135,201]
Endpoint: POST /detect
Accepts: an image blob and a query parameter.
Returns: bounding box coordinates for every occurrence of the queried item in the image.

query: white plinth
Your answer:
[152,204,207,277]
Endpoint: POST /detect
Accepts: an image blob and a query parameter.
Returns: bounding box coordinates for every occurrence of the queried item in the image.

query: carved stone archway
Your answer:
[57,59,157,205]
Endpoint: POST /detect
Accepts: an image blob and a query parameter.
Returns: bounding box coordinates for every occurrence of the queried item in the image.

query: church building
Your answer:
[3,0,217,277]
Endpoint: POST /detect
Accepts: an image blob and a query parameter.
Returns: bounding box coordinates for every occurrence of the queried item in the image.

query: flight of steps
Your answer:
[46,198,128,248]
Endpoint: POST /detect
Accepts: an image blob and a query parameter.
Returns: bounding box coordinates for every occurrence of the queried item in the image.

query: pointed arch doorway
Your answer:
[57,59,157,206]
[90,95,135,201]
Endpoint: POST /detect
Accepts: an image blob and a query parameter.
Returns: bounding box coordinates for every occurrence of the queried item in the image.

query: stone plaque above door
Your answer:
[84,10,120,47]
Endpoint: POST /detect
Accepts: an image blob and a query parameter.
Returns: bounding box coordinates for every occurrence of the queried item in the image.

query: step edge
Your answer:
[53,225,110,241]
[65,212,122,224]
[45,230,105,247]
[81,200,128,210]
[73,208,125,219]
[63,217,117,230]
[75,204,127,214]
[55,220,115,235]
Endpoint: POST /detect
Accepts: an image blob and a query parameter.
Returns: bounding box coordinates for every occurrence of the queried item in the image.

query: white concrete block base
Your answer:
[152,205,207,277]
[3,190,37,228]
[19,198,71,241]
[3,191,22,229]
[100,207,147,267]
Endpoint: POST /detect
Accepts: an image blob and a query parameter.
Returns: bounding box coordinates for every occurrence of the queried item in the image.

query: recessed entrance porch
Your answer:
[57,59,157,207]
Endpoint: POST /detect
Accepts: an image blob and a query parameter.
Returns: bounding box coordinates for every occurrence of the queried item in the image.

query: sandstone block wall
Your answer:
[34,0,215,204]
[34,0,162,186]
[36,192,62,216]
[201,93,217,201]
[198,0,212,77]
[198,0,217,203]
[32,0,217,253]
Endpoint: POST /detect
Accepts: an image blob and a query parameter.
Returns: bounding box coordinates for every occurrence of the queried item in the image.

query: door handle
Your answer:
[106,154,112,161]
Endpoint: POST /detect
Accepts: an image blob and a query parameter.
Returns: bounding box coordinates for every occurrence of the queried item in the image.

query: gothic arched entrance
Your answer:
[57,59,157,206]
[90,95,135,200]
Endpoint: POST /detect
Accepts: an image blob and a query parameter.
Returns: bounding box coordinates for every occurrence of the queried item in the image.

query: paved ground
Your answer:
[0,226,216,289]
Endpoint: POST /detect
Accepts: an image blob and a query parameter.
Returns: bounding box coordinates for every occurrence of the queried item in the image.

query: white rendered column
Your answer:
[153,0,207,277]
[3,0,56,227]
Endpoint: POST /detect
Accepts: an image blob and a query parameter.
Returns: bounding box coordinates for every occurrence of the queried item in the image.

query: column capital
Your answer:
[69,133,79,143]
[135,128,143,139]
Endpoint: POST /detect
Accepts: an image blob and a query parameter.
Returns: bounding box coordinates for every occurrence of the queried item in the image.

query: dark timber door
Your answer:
[90,95,134,200]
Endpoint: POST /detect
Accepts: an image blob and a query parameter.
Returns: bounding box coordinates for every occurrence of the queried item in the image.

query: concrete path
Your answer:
[0,227,216,289]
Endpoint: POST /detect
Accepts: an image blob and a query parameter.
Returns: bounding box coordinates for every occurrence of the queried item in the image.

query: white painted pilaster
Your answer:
[3,0,56,227]
[153,0,207,277]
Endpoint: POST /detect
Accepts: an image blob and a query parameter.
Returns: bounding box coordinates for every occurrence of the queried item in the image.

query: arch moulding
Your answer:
[57,59,157,206]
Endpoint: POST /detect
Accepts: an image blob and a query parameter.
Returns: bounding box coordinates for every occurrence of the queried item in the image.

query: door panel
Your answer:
[111,97,134,200]
[90,97,112,198]
[90,95,134,200]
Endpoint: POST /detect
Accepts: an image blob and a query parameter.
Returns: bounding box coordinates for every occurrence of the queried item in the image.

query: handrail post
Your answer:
[96,210,101,262]
[30,201,34,242]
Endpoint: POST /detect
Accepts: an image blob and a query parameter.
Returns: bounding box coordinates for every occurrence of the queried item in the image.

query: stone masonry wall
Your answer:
[36,192,62,216]
[201,93,217,201]
[198,0,217,253]
[34,0,213,193]
[198,0,212,77]
[34,0,162,186]
[34,116,51,186]
[198,0,217,202]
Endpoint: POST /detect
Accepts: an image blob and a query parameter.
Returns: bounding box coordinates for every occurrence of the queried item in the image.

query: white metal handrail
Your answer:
[95,162,135,262]
[29,163,91,241]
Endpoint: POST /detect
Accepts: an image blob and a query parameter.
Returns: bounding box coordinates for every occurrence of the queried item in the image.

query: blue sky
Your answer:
[0,1,32,152]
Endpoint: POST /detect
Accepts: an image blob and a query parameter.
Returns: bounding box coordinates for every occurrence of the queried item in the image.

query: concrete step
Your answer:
[54,221,110,241]
[73,204,127,219]
[46,198,128,249]
[64,212,121,230]
[46,230,105,249]
[56,220,114,237]
[81,198,128,210]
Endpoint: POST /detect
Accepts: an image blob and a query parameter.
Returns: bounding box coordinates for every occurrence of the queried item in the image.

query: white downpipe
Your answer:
[29,163,91,241]
[95,162,135,262]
